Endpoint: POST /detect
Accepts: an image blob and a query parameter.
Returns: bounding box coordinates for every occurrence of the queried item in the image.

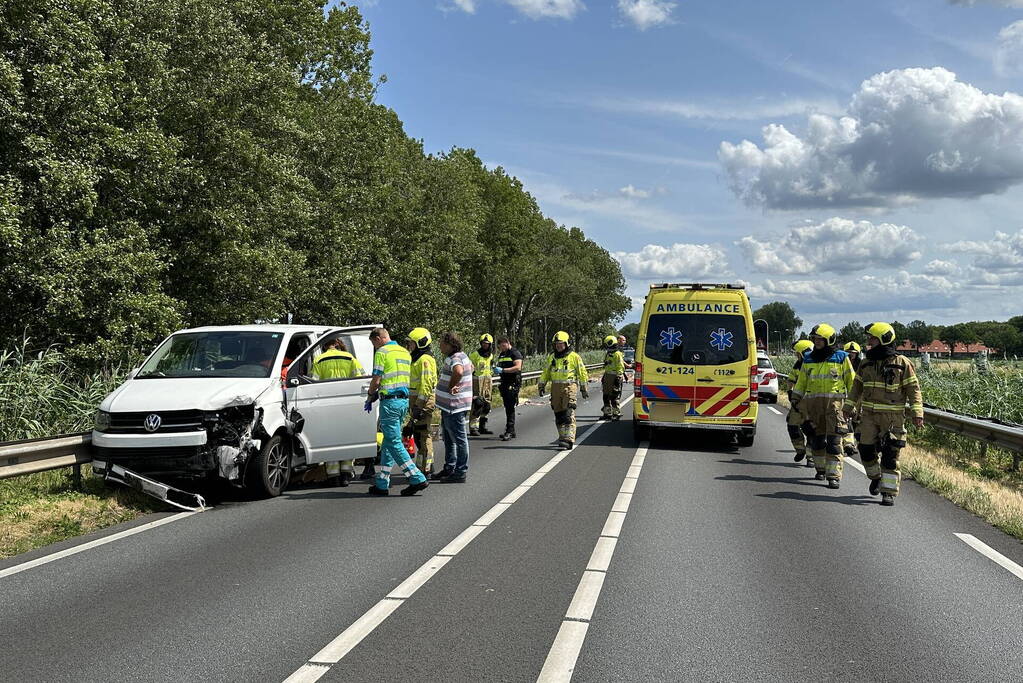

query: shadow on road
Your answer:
[718,457,794,468]
[756,490,876,506]
[715,473,821,487]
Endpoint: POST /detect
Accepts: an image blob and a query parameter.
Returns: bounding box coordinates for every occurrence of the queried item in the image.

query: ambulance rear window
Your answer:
[644,314,748,366]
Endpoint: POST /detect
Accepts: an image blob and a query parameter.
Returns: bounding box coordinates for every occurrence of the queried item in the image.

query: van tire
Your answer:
[737,431,755,448]
[248,434,291,497]
[633,420,650,443]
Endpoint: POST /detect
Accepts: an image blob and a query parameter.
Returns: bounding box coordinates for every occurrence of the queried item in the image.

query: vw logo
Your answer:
[143,414,162,432]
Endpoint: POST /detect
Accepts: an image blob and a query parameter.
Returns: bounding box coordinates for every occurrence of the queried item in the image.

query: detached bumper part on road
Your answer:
[91,459,207,512]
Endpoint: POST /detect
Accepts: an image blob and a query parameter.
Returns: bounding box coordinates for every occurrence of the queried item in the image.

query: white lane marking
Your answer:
[955,533,1023,582]
[0,511,196,580]
[767,406,783,415]
[844,456,866,475]
[283,397,635,683]
[611,492,632,514]
[537,439,649,683]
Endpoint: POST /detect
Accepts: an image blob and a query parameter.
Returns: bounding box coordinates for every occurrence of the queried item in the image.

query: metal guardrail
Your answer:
[775,372,1023,461]
[0,364,605,483]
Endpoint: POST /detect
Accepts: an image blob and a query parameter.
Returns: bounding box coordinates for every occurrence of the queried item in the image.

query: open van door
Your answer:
[284,325,379,464]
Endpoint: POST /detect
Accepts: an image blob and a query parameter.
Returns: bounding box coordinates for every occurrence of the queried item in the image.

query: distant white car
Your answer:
[755,353,779,403]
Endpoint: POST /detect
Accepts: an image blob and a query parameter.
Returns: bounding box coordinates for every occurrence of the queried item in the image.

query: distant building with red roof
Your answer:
[895,340,996,357]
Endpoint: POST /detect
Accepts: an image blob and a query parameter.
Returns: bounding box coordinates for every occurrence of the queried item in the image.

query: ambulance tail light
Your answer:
[634,361,643,397]
[750,364,759,401]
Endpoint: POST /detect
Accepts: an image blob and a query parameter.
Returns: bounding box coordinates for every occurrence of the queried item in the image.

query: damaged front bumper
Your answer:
[91,459,208,512]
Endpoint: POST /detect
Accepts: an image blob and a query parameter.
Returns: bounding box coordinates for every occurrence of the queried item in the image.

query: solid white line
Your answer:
[565,570,606,622]
[282,397,635,682]
[386,555,452,599]
[537,439,649,683]
[955,533,1023,582]
[0,511,196,580]
[537,621,589,683]
[767,406,783,415]
[844,456,866,475]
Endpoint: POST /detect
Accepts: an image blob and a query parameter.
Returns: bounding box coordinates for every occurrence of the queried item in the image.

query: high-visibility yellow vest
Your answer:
[541,351,588,385]
[469,350,495,378]
[312,350,363,380]
[603,349,625,375]
[373,342,411,396]
[792,350,854,400]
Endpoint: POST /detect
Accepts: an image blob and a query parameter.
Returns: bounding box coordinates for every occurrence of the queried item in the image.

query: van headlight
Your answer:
[94,410,111,432]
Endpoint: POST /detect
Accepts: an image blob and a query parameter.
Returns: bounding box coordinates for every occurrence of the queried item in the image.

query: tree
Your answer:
[906,320,933,350]
[618,322,640,346]
[891,320,909,345]
[752,302,801,347]
[939,323,978,355]
[838,321,862,345]
[977,323,1023,358]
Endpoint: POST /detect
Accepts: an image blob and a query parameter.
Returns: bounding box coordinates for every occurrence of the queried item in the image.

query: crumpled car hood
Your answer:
[100,377,278,412]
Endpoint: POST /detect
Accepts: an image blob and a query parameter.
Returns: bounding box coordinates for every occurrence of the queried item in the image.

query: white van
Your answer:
[91,324,379,501]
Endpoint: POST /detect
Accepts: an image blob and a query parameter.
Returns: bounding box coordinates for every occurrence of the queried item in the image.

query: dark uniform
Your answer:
[496,346,523,439]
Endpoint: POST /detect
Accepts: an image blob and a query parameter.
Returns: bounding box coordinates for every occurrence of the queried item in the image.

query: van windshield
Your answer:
[136,332,285,379]
[644,314,749,366]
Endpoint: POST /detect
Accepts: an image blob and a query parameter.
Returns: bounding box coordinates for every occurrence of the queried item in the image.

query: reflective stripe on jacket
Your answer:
[312,350,363,380]
[848,353,923,418]
[409,354,438,406]
[603,350,625,375]
[540,351,588,385]
[373,342,411,395]
[469,350,495,378]
[792,349,854,400]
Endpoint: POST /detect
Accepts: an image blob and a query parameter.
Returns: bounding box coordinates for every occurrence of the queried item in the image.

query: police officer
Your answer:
[791,324,854,488]
[312,337,364,486]
[538,331,589,449]
[365,328,429,496]
[468,334,495,436]
[787,339,814,467]
[847,322,924,506]
[493,337,523,441]
[841,341,863,458]
[405,328,438,477]
[600,335,626,420]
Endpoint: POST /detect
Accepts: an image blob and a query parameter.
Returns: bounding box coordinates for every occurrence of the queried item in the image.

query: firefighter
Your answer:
[538,331,589,449]
[405,328,438,477]
[600,335,626,420]
[846,322,924,506]
[787,339,814,467]
[312,337,364,486]
[791,324,855,488]
[468,334,495,436]
[841,341,863,458]
[365,328,429,496]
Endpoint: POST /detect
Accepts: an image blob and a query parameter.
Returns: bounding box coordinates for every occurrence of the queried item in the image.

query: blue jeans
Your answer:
[376,397,426,490]
[441,411,470,476]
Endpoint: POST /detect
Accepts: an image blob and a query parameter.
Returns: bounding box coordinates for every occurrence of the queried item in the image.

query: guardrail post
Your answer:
[1013,453,1021,473]
[72,462,83,490]
[979,442,988,462]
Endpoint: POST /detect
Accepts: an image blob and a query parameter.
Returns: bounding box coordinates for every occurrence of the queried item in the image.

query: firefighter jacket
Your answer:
[603,349,625,376]
[312,350,363,380]
[541,350,588,385]
[848,353,923,418]
[409,353,438,410]
[792,349,855,402]
[469,349,495,378]
[787,353,808,401]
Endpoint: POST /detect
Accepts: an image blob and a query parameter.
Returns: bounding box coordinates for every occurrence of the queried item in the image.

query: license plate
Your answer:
[650,401,687,422]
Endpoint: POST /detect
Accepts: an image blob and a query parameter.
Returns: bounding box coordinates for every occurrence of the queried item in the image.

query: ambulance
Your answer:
[632,283,758,446]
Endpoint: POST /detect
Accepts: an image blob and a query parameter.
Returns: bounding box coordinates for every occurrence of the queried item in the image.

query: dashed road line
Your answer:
[0,511,197,580]
[284,397,633,683]
[955,533,1023,582]
[767,406,783,415]
[536,442,648,683]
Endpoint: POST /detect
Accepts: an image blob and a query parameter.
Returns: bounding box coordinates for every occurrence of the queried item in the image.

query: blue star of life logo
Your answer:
[659,327,683,350]
[710,328,734,351]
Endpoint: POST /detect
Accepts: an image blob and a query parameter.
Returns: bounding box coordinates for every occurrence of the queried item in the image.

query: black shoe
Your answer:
[558,440,574,450]
[827,478,840,489]
[612,415,621,421]
[338,472,351,488]
[880,493,895,506]
[400,481,429,496]
[844,446,857,457]
[469,427,480,436]
[359,468,375,480]
[815,472,825,481]
[499,432,515,441]
[793,450,806,462]
[869,478,880,496]
[431,468,454,481]
[804,460,814,468]
[479,427,493,435]
[367,485,388,496]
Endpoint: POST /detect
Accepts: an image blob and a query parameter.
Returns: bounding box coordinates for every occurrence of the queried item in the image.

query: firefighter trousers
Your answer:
[470,376,492,429]
[857,409,907,496]
[601,373,623,417]
[801,396,849,481]
[550,382,578,444]
[410,398,435,475]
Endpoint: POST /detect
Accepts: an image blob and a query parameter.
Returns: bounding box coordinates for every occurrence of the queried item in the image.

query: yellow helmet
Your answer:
[604,334,617,348]
[843,341,861,353]
[809,323,837,346]
[479,333,494,345]
[406,327,432,349]
[552,330,570,344]
[864,322,896,346]
[792,339,813,354]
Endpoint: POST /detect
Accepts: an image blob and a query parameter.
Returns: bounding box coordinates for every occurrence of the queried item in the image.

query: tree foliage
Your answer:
[751,302,801,344]
[0,0,628,366]
[838,321,862,345]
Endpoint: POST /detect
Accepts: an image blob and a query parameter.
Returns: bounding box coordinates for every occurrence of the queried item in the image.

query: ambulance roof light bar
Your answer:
[649,283,746,290]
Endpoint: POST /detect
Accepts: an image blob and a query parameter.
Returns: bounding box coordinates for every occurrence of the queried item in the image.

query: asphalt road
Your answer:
[2,389,1022,682]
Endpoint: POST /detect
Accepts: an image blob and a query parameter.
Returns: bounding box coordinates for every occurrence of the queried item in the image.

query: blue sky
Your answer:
[352,0,1023,331]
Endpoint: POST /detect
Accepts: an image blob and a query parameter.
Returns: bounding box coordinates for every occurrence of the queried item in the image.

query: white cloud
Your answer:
[950,1,1023,6]
[748,271,961,315]
[736,218,921,275]
[923,259,961,276]
[719,68,1023,209]
[946,229,1023,271]
[996,21,1023,77]
[449,0,477,12]
[585,95,843,121]
[618,184,651,199]
[613,243,730,279]
[506,0,584,19]
[618,0,676,30]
